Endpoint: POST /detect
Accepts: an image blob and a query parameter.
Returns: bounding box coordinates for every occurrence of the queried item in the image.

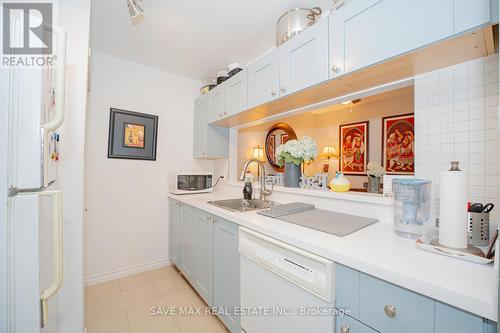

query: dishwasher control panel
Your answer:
[256,247,315,283]
[239,227,335,303]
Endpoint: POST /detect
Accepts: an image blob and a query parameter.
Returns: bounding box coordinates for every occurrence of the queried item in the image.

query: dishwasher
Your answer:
[239,227,335,333]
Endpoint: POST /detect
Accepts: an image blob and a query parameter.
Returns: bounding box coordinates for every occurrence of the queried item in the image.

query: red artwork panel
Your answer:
[382,113,415,175]
[339,121,368,175]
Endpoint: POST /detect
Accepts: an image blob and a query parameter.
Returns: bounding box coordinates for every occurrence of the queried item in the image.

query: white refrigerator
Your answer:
[4,12,67,333]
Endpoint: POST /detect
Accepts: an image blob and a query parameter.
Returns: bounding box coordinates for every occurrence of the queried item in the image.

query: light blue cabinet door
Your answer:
[207,84,225,124]
[454,0,491,33]
[193,95,208,158]
[359,273,434,333]
[194,210,214,306]
[206,124,229,159]
[214,218,240,333]
[343,0,453,73]
[225,70,247,117]
[247,49,279,108]
[179,203,196,283]
[168,199,180,266]
[434,301,485,333]
[337,315,361,333]
[337,315,379,333]
[279,16,329,96]
[336,264,360,319]
[329,7,345,79]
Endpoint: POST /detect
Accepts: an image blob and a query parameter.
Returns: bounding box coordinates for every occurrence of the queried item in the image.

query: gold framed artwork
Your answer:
[339,121,369,175]
[382,113,415,174]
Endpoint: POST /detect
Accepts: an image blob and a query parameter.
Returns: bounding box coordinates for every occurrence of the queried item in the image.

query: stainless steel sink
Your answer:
[208,199,273,212]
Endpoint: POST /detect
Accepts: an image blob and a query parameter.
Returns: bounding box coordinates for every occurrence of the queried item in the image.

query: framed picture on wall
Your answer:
[266,134,276,163]
[108,108,159,160]
[280,133,289,145]
[339,121,369,175]
[382,113,415,175]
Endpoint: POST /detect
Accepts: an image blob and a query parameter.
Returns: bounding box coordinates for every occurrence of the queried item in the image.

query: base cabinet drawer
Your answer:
[434,301,485,333]
[336,264,496,333]
[359,272,434,333]
[337,315,379,333]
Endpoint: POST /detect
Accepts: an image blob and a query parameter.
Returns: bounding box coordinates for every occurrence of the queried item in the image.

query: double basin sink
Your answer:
[208,198,272,212]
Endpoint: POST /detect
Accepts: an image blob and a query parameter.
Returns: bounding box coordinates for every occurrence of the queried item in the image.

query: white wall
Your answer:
[56,1,92,332]
[414,54,500,225]
[85,51,214,284]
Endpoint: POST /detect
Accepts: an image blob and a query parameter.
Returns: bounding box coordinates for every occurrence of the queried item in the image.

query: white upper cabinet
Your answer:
[341,0,454,73]
[194,95,229,159]
[225,70,248,117]
[194,95,208,158]
[329,8,345,79]
[207,83,226,123]
[279,16,329,96]
[247,49,280,108]
[454,0,492,33]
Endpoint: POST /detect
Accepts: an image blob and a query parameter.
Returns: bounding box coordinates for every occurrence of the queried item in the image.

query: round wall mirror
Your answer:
[265,123,297,172]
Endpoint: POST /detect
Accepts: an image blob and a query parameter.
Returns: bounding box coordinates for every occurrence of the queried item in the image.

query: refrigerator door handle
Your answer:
[41,28,66,133]
[41,29,66,188]
[39,190,63,328]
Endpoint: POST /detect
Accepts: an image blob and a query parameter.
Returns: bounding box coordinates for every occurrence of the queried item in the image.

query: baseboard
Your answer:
[85,258,171,286]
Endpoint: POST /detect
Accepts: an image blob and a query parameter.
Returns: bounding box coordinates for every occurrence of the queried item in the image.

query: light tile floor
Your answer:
[85,265,229,333]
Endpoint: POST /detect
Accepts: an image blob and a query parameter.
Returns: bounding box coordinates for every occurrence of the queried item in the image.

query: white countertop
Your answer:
[168,186,498,321]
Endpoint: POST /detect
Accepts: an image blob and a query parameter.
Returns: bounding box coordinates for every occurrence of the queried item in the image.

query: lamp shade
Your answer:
[319,146,338,159]
[251,145,266,162]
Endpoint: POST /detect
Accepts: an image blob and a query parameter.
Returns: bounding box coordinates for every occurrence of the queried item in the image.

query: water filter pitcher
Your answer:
[393,178,431,239]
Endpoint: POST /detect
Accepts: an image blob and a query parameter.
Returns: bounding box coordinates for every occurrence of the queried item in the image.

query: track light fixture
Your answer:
[127,0,144,18]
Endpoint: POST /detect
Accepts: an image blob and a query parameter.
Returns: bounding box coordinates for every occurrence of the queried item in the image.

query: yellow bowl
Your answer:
[331,183,351,192]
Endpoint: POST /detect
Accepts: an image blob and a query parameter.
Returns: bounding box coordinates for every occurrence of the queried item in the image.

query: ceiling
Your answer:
[90,0,333,81]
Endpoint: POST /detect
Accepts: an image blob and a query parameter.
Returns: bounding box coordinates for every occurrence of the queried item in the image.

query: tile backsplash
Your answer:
[414,54,500,225]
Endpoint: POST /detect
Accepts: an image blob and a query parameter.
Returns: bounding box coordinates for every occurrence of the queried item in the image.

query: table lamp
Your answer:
[251,145,266,178]
[319,146,339,173]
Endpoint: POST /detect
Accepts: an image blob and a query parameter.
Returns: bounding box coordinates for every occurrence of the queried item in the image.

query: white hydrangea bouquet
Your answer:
[275,136,318,167]
[366,161,386,177]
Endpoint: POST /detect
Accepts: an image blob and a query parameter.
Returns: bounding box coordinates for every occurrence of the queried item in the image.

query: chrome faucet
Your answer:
[239,158,274,201]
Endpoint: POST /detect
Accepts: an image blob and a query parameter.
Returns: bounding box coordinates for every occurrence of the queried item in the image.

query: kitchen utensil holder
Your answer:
[468,212,489,246]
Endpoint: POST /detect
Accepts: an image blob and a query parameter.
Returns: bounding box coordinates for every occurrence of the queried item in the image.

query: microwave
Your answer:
[169,172,214,194]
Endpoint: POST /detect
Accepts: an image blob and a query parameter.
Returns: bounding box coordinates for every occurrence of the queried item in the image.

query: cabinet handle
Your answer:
[280,86,286,92]
[270,90,276,96]
[340,325,349,333]
[384,305,396,319]
[223,111,227,115]
[331,65,341,73]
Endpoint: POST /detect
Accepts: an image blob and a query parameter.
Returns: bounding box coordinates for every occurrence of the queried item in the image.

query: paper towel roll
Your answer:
[439,163,468,249]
